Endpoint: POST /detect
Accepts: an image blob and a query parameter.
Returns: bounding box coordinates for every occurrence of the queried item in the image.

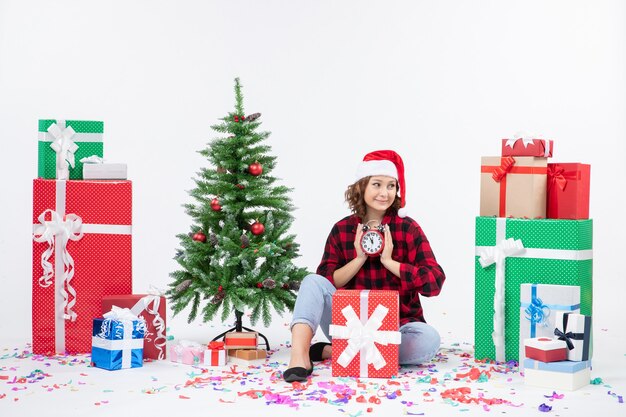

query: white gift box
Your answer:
[519,284,580,371]
[523,359,590,391]
[83,163,127,179]
[554,312,592,361]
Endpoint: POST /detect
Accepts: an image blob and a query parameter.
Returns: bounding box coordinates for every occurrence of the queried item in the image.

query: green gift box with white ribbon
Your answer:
[38,119,104,180]
[474,216,592,363]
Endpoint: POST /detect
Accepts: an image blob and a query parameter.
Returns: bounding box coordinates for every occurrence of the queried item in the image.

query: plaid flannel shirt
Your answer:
[316,212,445,325]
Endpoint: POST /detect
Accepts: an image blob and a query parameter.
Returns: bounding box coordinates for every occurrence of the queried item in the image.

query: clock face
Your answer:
[360,229,384,256]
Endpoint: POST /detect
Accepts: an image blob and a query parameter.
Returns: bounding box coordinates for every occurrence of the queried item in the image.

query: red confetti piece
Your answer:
[0,375,9,380]
[179,395,191,399]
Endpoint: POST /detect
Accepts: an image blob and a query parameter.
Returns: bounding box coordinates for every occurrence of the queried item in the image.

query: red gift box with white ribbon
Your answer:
[32,179,132,354]
[501,137,554,158]
[329,290,401,378]
[102,294,167,360]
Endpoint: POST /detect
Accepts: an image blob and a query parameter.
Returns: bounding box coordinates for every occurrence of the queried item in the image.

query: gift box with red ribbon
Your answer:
[480,156,548,218]
[547,163,591,220]
[224,331,257,349]
[524,337,568,362]
[102,294,167,360]
[204,341,227,366]
[329,290,401,378]
[32,179,132,354]
[501,137,554,158]
[169,340,204,365]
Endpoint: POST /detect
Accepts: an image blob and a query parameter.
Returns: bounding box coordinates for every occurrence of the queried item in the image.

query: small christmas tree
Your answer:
[168,78,308,331]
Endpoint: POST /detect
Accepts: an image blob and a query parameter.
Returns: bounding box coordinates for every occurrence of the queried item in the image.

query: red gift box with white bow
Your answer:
[329,290,401,378]
[32,179,132,354]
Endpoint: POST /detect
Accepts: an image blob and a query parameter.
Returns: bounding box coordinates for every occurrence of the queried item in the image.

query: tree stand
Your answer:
[212,310,270,350]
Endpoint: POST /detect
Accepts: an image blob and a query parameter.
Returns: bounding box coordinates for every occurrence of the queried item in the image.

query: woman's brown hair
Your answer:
[345,176,401,218]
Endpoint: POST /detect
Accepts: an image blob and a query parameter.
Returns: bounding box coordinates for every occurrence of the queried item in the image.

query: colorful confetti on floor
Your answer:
[1,337,624,416]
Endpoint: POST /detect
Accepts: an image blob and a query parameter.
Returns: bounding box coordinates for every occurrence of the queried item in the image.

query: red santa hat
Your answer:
[355,150,407,217]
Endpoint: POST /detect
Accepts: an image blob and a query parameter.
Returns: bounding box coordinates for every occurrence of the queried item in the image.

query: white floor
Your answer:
[1,319,624,417]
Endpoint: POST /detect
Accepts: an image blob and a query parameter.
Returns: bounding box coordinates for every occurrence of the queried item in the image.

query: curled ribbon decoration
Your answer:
[477,237,525,362]
[208,341,225,350]
[491,156,516,182]
[547,166,568,191]
[524,295,550,329]
[329,304,401,371]
[32,209,84,321]
[131,293,167,359]
[47,121,78,180]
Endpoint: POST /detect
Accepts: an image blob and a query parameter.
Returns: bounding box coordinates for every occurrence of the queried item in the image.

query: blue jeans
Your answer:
[291,274,441,365]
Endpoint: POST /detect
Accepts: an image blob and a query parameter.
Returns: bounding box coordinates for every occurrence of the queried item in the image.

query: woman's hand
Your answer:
[381,225,401,278]
[380,225,394,263]
[354,223,366,259]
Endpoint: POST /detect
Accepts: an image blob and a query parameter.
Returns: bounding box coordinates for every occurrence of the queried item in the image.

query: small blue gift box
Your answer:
[91,317,145,370]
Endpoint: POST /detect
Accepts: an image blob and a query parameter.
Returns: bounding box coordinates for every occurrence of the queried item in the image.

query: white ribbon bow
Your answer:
[80,155,105,164]
[329,304,401,371]
[32,209,84,321]
[48,121,78,180]
[477,238,525,362]
[504,132,543,149]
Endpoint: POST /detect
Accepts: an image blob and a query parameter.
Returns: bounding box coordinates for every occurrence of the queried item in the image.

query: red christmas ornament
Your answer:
[210,198,222,211]
[192,232,207,243]
[248,161,263,176]
[250,221,265,235]
[282,283,289,289]
[236,184,245,190]
[218,285,223,291]
[256,282,263,288]
[233,115,239,122]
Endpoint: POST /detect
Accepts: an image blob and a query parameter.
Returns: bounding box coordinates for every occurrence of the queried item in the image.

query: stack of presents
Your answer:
[475,135,592,390]
[31,119,265,371]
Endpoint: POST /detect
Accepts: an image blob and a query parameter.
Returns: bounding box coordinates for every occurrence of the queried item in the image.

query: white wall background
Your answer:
[1,0,624,344]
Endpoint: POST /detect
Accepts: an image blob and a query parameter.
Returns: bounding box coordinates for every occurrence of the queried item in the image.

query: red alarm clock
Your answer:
[360,224,385,256]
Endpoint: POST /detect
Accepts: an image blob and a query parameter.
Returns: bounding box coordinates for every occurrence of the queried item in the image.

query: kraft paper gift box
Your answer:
[524,337,568,363]
[329,290,401,378]
[480,156,548,218]
[170,340,204,365]
[523,359,590,391]
[547,163,591,220]
[501,137,554,158]
[38,119,104,180]
[224,332,258,349]
[32,179,132,354]
[474,217,592,363]
[228,349,267,360]
[204,341,227,366]
[554,312,592,362]
[91,308,145,371]
[519,283,580,370]
[102,294,167,360]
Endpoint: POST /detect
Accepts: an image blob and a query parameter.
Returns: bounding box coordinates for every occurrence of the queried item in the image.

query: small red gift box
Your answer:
[501,138,554,157]
[524,337,568,362]
[547,163,591,220]
[204,341,227,366]
[32,179,132,354]
[224,332,257,349]
[102,294,167,360]
[329,290,401,378]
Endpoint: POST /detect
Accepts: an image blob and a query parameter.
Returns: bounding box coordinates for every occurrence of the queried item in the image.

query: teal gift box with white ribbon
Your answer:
[38,119,104,180]
[474,217,592,363]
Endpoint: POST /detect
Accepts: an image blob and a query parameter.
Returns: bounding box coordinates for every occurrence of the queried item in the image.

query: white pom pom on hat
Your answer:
[355,150,407,217]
